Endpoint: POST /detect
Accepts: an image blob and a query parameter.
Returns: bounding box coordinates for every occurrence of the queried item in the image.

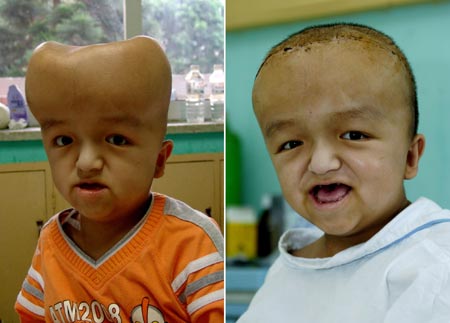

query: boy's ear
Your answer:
[154,140,174,179]
[404,134,425,180]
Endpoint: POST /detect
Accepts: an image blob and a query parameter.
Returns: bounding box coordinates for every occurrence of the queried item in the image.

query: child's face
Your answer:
[253,41,424,238]
[26,37,172,223]
[39,100,172,223]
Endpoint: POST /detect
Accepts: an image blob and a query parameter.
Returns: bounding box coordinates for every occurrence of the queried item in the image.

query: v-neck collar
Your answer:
[49,194,164,287]
[57,203,151,268]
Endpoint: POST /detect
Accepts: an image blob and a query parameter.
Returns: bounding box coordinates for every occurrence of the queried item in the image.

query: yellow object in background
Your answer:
[226,207,257,260]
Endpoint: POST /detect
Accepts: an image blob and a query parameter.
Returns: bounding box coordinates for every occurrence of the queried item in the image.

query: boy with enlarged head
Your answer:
[238,23,450,322]
[15,36,223,323]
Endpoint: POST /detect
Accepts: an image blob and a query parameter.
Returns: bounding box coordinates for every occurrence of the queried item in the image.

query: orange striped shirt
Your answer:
[15,193,224,323]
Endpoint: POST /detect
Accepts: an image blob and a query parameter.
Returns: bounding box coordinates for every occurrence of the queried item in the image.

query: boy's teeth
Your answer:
[313,183,351,203]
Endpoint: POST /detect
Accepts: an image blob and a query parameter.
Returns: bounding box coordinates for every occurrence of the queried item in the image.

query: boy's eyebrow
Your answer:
[40,115,144,131]
[331,106,384,122]
[264,118,298,138]
[100,115,144,128]
[40,119,66,131]
[264,106,384,138]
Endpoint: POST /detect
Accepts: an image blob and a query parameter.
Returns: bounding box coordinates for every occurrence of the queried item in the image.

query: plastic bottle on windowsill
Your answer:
[209,64,224,122]
[185,65,205,123]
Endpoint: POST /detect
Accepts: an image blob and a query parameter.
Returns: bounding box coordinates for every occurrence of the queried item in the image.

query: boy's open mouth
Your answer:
[310,183,352,204]
[77,183,107,191]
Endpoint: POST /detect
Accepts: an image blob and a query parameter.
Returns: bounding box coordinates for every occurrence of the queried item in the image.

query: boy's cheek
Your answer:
[46,149,68,167]
[271,159,287,180]
[272,153,304,173]
[273,163,299,192]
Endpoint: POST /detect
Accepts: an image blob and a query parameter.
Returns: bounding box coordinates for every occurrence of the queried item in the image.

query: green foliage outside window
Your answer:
[143,0,224,74]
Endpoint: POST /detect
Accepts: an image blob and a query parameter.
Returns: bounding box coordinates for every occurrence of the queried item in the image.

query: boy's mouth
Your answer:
[310,183,352,204]
[77,182,107,191]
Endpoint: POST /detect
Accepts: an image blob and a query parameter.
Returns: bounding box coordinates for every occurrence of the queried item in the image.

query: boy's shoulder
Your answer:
[151,193,224,281]
[399,197,450,248]
[368,197,450,258]
[155,192,221,231]
[152,192,223,250]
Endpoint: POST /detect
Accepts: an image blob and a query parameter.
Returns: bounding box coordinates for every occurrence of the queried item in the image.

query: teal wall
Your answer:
[0,132,223,164]
[227,1,450,211]
[0,141,47,164]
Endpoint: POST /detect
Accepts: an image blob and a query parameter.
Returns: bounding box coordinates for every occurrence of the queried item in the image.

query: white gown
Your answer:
[238,197,450,323]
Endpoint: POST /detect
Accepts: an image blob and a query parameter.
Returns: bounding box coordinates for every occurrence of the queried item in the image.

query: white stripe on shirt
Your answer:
[28,265,45,290]
[187,289,224,315]
[171,252,223,292]
[17,291,45,317]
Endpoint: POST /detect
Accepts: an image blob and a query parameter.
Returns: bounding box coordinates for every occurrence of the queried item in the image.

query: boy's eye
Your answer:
[54,136,73,147]
[341,131,368,141]
[280,140,303,151]
[106,134,129,146]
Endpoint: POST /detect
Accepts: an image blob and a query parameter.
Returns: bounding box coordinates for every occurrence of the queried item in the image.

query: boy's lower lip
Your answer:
[75,184,108,198]
[309,193,351,210]
[309,184,352,209]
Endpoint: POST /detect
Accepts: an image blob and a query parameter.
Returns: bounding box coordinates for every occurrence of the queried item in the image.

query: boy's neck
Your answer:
[293,234,372,259]
[293,200,411,258]
[293,229,384,258]
[65,199,151,261]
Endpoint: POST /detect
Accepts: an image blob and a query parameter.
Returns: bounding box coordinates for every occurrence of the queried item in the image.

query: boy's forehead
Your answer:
[40,102,153,127]
[254,39,406,103]
[257,38,400,78]
[253,39,410,127]
[34,87,165,125]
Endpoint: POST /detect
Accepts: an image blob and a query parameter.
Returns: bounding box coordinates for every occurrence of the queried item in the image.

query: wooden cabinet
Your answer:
[0,152,223,322]
[0,163,54,323]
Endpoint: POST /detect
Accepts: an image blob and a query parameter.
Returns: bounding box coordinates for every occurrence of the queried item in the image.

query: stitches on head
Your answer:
[255,23,418,137]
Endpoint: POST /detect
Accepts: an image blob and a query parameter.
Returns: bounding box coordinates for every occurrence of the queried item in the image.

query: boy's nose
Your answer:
[76,143,104,177]
[308,142,341,175]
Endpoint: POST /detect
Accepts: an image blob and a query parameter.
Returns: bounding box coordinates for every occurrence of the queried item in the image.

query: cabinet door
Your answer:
[0,163,53,323]
[152,153,223,231]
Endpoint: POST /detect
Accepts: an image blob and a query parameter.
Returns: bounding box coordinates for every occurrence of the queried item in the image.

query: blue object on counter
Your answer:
[7,85,28,122]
